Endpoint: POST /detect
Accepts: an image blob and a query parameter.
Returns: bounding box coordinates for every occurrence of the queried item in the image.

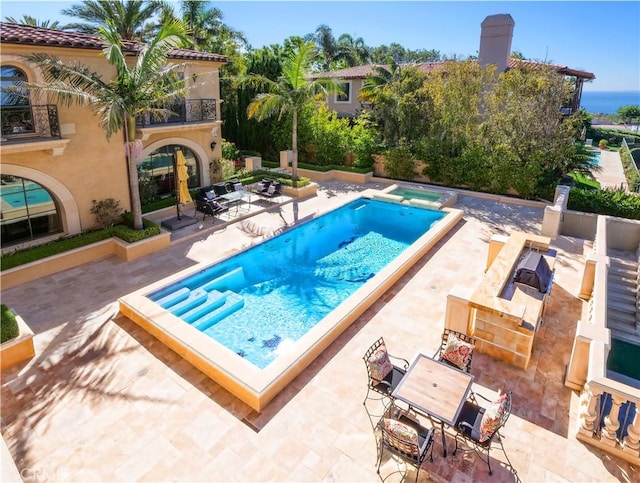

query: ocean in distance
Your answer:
[580,91,640,115]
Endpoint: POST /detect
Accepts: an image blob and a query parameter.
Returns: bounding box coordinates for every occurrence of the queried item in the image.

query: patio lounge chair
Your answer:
[212,183,229,197]
[433,328,477,373]
[260,180,282,198]
[195,197,227,222]
[363,337,409,407]
[453,391,516,476]
[377,406,435,483]
[252,179,272,195]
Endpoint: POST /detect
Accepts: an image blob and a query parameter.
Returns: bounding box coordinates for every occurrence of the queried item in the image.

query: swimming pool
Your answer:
[147,199,444,368]
[589,150,601,167]
[120,196,463,411]
[375,184,457,210]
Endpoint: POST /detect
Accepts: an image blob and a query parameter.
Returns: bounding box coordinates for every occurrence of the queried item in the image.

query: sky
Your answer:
[1,0,639,92]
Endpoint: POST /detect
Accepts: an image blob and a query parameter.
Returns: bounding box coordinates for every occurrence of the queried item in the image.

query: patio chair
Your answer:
[261,180,282,198]
[376,406,435,483]
[195,197,227,222]
[452,391,515,476]
[433,328,477,373]
[363,337,409,406]
[212,183,229,197]
[252,179,272,195]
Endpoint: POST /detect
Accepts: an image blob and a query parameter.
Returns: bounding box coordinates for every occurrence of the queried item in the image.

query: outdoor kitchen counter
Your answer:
[468,231,556,368]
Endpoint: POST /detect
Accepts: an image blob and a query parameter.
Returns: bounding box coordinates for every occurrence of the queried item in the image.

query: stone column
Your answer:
[602,394,625,447]
[623,405,640,457]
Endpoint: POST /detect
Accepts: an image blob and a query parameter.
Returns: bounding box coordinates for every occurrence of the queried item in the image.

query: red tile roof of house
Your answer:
[0,22,227,63]
[312,58,594,80]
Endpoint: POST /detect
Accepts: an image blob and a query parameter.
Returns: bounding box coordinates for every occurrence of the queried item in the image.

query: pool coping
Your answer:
[118,196,463,412]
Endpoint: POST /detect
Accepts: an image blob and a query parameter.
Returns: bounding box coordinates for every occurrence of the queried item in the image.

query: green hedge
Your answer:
[1,304,19,343]
[1,218,161,271]
[568,187,640,219]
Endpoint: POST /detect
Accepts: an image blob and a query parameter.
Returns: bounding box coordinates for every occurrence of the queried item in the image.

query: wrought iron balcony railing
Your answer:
[136,98,217,127]
[1,104,61,143]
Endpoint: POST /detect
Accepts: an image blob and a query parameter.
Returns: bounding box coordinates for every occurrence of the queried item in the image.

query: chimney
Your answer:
[479,14,515,73]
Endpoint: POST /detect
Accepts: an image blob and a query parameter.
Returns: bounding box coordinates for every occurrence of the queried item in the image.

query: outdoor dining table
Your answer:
[392,353,474,456]
[219,190,251,215]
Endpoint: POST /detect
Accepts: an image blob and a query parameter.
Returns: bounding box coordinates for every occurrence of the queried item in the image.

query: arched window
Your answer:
[1,66,33,136]
[0,175,61,247]
[137,145,200,204]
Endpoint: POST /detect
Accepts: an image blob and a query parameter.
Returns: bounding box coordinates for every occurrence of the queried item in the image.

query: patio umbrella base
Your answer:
[161,215,198,231]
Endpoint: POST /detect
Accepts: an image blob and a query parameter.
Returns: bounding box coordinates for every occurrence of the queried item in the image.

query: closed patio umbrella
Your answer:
[175,149,192,219]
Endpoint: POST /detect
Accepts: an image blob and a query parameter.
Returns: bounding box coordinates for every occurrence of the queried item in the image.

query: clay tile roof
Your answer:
[313,58,594,81]
[0,22,227,63]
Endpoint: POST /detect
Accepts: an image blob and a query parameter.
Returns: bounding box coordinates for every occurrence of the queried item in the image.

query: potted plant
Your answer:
[598,139,608,150]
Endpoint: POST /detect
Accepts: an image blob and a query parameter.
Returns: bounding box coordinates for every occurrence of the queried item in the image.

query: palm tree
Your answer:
[241,41,338,186]
[61,0,158,40]
[306,24,337,70]
[4,15,61,29]
[21,20,191,230]
[336,33,370,67]
[359,58,402,103]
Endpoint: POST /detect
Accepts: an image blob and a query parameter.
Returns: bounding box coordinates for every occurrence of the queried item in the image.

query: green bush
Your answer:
[1,229,113,271]
[91,198,124,229]
[1,218,161,271]
[568,187,640,219]
[142,196,178,214]
[384,142,417,180]
[1,304,19,343]
[113,217,160,242]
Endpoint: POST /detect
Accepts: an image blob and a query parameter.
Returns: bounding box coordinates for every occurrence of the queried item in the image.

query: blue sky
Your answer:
[2,1,639,91]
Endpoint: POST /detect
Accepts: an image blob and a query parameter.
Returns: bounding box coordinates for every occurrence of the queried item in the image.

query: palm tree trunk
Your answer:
[291,109,298,188]
[124,117,144,230]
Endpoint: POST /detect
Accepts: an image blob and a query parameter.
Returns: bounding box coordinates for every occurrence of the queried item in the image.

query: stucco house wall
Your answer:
[0,24,226,251]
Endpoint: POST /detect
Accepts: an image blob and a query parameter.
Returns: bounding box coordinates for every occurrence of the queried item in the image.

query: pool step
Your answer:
[168,289,210,316]
[192,291,244,331]
[182,291,227,324]
[154,287,190,307]
[200,266,246,292]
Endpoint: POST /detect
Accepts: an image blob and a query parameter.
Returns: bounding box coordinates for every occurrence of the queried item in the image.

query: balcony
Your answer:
[135,98,219,140]
[0,104,70,156]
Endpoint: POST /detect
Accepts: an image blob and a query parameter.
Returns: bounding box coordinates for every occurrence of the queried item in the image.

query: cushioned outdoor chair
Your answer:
[363,337,409,407]
[252,179,272,195]
[195,197,227,222]
[433,328,477,373]
[452,391,516,476]
[212,183,229,197]
[261,180,282,198]
[377,406,435,483]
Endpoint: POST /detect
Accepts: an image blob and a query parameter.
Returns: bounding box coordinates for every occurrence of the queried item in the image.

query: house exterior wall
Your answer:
[0,41,224,250]
[325,78,365,117]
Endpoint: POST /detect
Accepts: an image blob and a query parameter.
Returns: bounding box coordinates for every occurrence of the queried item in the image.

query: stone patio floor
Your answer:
[1,180,638,482]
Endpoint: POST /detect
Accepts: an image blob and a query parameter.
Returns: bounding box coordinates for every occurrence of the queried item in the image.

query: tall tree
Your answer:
[4,15,60,29]
[61,0,158,40]
[241,41,338,185]
[306,24,337,70]
[335,33,370,67]
[21,20,191,229]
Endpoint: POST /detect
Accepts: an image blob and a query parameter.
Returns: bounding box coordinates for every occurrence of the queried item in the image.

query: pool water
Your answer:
[389,187,443,202]
[607,338,640,381]
[589,150,601,167]
[1,183,53,208]
[148,198,444,368]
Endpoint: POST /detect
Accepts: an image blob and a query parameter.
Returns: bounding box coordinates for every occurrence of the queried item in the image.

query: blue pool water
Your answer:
[389,187,442,202]
[589,150,601,167]
[1,183,53,208]
[148,198,444,368]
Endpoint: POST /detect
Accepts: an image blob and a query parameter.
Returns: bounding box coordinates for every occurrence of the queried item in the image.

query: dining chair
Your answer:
[376,406,435,483]
[452,391,516,476]
[433,328,477,373]
[363,337,409,407]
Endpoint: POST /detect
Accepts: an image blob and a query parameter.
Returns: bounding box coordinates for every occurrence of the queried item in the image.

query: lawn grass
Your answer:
[569,172,601,190]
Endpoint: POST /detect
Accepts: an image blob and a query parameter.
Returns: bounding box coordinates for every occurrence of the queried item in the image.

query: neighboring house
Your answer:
[312,14,595,118]
[0,22,226,251]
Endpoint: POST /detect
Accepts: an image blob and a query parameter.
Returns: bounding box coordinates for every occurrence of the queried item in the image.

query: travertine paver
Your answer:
[1,180,637,482]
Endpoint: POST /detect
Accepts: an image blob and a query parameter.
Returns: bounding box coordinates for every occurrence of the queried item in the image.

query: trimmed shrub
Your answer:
[384,142,417,180]
[1,304,20,343]
[113,217,160,243]
[568,187,640,219]
[91,198,124,229]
